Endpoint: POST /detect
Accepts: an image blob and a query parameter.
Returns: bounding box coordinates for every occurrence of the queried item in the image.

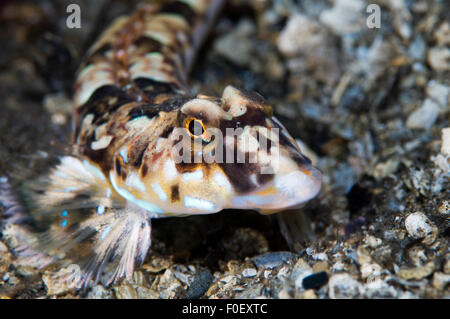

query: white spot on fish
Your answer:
[183,196,216,211]
[213,172,232,191]
[151,182,168,201]
[126,172,146,192]
[164,159,178,180]
[105,188,112,198]
[182,169,203,182]
[91,135,113,150]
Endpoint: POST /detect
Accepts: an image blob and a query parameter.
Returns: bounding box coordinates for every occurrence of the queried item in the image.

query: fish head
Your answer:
[109,86,321,215]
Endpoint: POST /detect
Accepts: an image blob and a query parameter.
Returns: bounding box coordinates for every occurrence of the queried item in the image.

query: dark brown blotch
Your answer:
[75,85,134,139]
[257,172,274,186]
[256,132,272,154]
[133,146,147,168]
[160,1,197,24]
[175,162,199,173]
[219,162,259,194]
[128,95,191,121]
[141,163,149,177]
[128,104,161,120]
[160,126,174,138]
[115,157,122,176]
[134,77,176,96]
[170,185,180,202]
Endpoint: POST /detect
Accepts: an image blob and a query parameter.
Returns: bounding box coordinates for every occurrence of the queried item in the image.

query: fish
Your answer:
[1,0,322,288]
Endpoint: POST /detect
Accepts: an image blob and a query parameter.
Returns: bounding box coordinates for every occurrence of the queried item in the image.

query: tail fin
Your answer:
[1,156,153,290]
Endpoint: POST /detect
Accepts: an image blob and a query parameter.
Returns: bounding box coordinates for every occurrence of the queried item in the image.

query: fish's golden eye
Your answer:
[185,118,212,143]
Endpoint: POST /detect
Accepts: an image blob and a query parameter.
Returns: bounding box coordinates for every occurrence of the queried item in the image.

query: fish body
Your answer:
[4,0,322,287]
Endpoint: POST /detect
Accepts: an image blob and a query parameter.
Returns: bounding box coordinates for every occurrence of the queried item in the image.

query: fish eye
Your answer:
[185,117,212,143]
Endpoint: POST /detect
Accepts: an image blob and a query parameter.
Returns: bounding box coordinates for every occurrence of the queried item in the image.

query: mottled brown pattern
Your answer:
[74,0,214,170]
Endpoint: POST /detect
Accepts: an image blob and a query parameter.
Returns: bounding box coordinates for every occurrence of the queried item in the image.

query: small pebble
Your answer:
[242,268,257,278]
[443,258,450,274]
[252,252,293,269]
[42,264,80,296]
[276,266,289,279]
[113,283,138,299]
[356,246,372,265]
[404,212,438,245]
[427,47,450,71]
[277,13,340,87]
[306,247,328,261]
[364,279,399,298]
[441,128,450,157]
[406,98,440,130]
[432,272,450,290]
[154,269,184,299]
[0,242,12,274]
[319,0,365,35]
[291,258,313,289]
[426,81,449,109]
[328,273,363,299]
[408,35,427,61]
[213,20,255,67]
[88,285,114,299]
[302,271,329,290]
[437,200,449,217]
[43,93,72,114]
[364,235,382,248]
[312,261,330,273]
[360,263,382,280]
[185,268,213,299]
[300,289,317,299]
[397,261,435,280]
[434,22,450,46]
[373,159,400,180]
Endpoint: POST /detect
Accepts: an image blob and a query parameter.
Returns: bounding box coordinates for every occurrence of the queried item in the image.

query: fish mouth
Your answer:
[231,166,322,212]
